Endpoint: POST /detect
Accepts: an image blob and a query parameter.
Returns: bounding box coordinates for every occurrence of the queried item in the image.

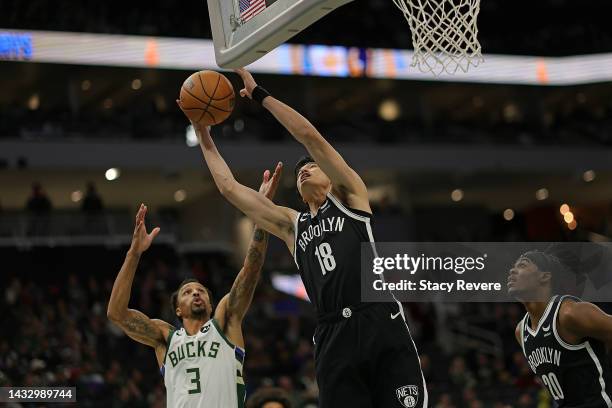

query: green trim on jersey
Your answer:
[163,329,175,365]
[237,383,246,408]
[211,318,235,348]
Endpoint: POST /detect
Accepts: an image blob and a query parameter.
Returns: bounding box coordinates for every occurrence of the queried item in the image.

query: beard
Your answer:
[190,303,207,319]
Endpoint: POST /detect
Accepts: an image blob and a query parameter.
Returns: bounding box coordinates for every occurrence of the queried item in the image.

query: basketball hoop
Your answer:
[392,0,483,75]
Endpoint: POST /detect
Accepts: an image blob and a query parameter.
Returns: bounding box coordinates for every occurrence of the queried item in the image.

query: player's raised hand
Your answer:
[233,68,258,99]
[130,204,160,256]
[258,162,283,200]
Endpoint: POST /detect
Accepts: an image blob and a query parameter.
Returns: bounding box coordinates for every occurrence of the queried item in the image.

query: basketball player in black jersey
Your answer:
[509,250,612,407]
[177,69,427,407]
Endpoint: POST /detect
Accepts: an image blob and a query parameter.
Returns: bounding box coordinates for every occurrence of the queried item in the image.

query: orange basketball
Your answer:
[179,70,235,126]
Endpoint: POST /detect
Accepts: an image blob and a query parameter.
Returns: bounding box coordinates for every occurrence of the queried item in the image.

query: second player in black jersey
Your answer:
[180,68,427,408]
[509,250,612,407]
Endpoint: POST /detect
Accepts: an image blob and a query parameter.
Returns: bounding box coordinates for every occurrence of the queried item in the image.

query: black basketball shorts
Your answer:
[314,302,428,408]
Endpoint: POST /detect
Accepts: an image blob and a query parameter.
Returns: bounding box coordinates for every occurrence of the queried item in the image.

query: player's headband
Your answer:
[519,250,566,274]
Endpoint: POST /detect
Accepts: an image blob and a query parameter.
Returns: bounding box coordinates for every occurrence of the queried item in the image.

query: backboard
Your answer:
[207,0,354,68]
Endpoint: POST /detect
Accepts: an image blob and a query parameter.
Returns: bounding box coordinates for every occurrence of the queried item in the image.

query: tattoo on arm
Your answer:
[253,228,265,242]
[119,310,167,347]
[227,267,260,313]
[226,227,268,319]
[247,246,263,265]
[246,228,268,268]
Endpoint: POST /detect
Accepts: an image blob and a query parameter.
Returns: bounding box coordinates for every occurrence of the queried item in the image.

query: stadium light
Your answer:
[105,168,120,181]
[451,189,464,202]
[535,188,548,201]
[583,170,596,182]
[174,189,187,202]
[378,99,400,121]
[71,190,83,202]
[28,94,39,110]
[185,125,198,147]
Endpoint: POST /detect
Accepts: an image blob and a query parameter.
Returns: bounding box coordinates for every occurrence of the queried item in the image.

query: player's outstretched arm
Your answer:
[175,110,297,252]
[214,168,280,347]
[559,300,612,347]
[107,204,173,358]
[234,68,370,213]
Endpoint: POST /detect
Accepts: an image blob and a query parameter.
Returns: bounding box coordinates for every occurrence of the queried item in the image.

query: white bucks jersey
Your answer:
[162,319,246,408]
[520,295,612,407]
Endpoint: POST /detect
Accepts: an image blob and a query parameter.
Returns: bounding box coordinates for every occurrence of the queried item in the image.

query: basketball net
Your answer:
[392,0,483,76]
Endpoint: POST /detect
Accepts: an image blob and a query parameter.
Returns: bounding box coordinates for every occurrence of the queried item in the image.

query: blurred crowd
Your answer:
[0,243,561,408]
[1,0,612,55]
[1,1,611,405]
[3,100,612,147]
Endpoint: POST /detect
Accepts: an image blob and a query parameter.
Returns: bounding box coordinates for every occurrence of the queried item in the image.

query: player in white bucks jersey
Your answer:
[107,166,282,408]
[509,250,612,407]
[179,68,427,407]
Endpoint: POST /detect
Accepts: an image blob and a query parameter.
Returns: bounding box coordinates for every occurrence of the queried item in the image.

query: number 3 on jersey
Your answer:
[314,242,336,275]
[186,367,202,394]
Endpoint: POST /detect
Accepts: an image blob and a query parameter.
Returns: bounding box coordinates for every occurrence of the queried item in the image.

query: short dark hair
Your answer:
[294,155,315,180]
[246,387,292,408]
[170,278,214,322]
[520,249,583,296]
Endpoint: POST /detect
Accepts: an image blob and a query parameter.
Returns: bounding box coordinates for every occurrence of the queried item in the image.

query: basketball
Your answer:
[179,70,235,126]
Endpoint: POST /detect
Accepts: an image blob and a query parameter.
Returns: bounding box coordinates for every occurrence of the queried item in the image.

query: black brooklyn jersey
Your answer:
[293,193,375,313]
[520,295,612,408]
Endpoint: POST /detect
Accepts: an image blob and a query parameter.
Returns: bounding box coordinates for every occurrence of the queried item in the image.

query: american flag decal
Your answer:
[239,0,266,22]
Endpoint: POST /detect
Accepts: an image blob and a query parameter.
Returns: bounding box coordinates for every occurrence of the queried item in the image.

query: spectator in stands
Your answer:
[81,182,104,214]
[25,181,52,235]
[448,356,476,389]
[435,393,455,408]
[26,182,52,213]
[81,181,106,233]
[247,387,293,408]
